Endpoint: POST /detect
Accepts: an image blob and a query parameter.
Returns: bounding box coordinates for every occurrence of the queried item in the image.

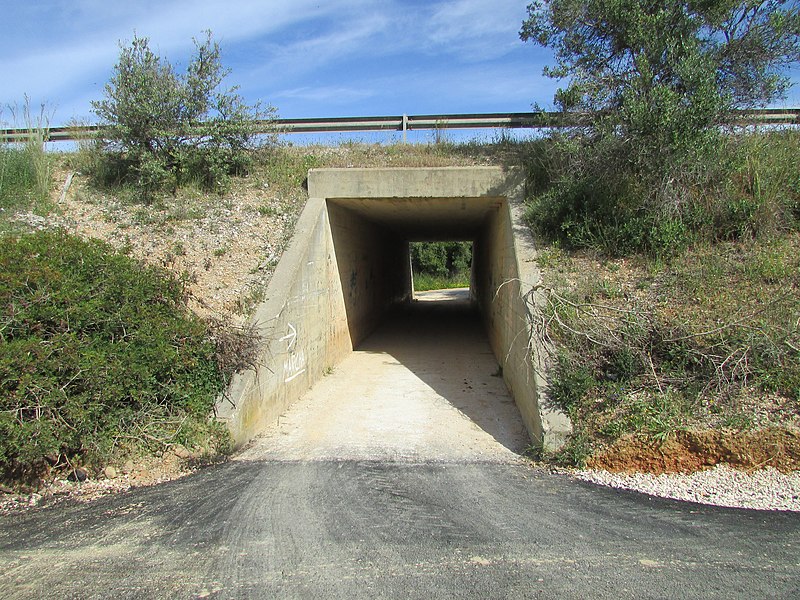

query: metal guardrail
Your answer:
[1,109,798,143]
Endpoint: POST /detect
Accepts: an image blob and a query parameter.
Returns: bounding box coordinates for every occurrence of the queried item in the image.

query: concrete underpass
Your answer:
[218,167,570,453]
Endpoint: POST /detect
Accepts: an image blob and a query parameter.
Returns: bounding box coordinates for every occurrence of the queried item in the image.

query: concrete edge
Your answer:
[504,178,572,452]
[215,196,327,444]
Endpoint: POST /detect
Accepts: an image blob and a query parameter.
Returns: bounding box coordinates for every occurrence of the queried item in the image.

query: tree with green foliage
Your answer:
[520,1,800,256]
[521,1,800,153]
[92,31,273,198]
[410,241,472,278]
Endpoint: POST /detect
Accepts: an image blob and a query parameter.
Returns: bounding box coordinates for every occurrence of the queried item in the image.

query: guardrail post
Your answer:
[402,114,408,143]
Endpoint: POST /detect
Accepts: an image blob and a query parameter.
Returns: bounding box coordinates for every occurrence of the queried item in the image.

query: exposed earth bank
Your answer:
[589,428,800,474]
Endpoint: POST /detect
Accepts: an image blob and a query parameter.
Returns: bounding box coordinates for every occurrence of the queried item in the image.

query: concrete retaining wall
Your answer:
[472,171,571,450]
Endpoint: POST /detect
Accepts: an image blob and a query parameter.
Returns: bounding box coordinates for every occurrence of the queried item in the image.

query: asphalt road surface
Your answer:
[1,297,798,599]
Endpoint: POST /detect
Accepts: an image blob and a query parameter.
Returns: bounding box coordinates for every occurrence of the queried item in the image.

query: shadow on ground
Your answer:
[356,288,529,455]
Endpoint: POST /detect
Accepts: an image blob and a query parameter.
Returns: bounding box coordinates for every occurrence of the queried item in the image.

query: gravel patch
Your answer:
[574,464,800,511]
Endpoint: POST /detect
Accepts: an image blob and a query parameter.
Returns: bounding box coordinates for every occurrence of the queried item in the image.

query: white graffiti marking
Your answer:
[279,323,297,350]
[284,349,307,383]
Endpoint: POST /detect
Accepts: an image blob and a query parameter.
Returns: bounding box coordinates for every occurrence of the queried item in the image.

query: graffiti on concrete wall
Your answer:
[280,322,307,383]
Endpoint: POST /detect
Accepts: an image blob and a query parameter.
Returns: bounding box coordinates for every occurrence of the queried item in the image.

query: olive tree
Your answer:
[92,32,273,198]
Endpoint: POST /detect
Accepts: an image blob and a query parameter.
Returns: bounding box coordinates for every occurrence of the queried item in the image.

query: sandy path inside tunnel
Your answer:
[238,290,530,463]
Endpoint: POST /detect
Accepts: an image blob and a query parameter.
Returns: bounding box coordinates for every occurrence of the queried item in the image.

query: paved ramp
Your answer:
[240,291,529,463]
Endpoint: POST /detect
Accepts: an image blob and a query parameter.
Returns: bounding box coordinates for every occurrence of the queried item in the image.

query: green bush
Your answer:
[0,231,231,482]
[520,1,800,257]
[548,353,598,416]
[526,131,800,257]
[90,32,273,200]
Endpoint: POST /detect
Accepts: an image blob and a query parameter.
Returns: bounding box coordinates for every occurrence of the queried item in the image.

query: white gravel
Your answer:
[573,464,800,511]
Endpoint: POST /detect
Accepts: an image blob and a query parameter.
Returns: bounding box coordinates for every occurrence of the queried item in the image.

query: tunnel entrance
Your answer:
[326,195,502,349]
[221,167,570,453]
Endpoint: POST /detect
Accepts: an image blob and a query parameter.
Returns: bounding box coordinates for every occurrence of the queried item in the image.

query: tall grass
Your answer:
[0,99,52,215]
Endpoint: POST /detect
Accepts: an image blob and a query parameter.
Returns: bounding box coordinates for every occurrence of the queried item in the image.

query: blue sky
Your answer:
[2,0,798,140]
[0,0,559,132]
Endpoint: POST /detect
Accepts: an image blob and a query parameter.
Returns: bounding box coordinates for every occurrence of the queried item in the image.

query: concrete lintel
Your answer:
[308,166,519,200]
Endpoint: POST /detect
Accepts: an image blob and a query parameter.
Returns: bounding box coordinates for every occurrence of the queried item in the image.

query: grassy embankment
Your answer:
[524,130,800,469]
[1,128,797,483]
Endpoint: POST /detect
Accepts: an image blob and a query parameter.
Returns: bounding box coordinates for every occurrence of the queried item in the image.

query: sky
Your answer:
[0,0,559,138]
[1,1,798,142]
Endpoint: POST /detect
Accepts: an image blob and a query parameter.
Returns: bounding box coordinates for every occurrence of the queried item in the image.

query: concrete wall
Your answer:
[327,202,410,348]
[218,167,570,450]
[472,171,570,451]
[217,198,348,445]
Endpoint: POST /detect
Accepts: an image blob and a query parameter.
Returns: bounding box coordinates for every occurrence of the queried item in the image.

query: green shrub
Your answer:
[410,241,472,291]
[91,32,274,201]
[526,131,800,257]
[0,231,231,482]
[521,0,800,257]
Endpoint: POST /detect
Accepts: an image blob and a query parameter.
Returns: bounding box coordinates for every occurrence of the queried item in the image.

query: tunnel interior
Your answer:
[326,195,505,349]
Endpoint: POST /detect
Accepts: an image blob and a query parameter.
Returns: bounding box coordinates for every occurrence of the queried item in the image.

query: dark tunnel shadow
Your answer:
[354,291,530,455]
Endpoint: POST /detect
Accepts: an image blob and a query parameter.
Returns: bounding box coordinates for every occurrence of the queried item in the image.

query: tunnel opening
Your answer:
[326,195,503,350]
[221,168,570,452]
[409,240,473,300]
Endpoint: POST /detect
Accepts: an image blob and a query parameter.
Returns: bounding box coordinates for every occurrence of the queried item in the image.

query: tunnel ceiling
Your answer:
[328,197,504,241]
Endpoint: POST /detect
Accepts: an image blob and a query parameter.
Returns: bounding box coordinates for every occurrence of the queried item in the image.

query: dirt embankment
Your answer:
[589,428,800,474]
[41,166,304,324]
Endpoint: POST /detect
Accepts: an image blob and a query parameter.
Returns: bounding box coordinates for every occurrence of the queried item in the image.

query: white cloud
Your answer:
[248,12,392,85]
[2,42,115,106]
[422,0,528,60]
[274,85,377,104]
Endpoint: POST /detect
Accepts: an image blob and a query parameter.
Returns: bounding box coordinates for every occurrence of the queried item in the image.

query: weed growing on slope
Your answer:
[0,100,53,220]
